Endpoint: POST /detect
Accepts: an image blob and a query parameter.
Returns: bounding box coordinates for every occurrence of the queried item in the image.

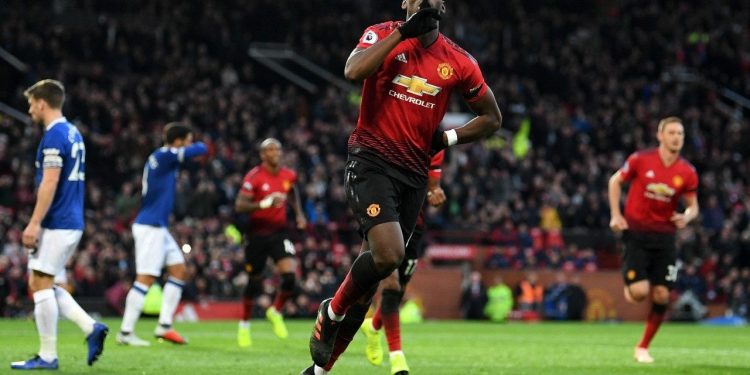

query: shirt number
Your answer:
[404,259,418,276]
[283,239,296,255]
[141,156,158,196]
[665,264,679,282]
[68,142,86,181]
[141,166,149,196]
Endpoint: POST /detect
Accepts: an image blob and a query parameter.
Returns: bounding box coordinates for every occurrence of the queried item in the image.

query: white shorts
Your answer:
[132,223,185,276]
[28,229,82,277]
[54,269,68,284]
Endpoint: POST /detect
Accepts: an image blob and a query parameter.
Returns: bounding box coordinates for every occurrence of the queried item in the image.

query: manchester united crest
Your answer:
[366,203,381,217]
[672,175,683,188]
[437,63,454,80]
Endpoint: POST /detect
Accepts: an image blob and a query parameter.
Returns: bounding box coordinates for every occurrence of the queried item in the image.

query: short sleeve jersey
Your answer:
[348,22,488,178]
[34,118,85,229]
[135,142,208,227]
[239,166,297,235]
[619,148,699,233]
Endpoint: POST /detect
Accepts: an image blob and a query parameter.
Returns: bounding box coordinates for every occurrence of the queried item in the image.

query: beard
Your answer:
[30,114,43,126]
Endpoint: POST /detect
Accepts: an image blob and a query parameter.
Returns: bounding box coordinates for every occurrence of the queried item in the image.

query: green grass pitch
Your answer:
[1,319,748,374]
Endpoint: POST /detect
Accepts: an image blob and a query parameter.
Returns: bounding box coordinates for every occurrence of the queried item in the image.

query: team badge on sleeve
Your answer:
[362,30,378,44]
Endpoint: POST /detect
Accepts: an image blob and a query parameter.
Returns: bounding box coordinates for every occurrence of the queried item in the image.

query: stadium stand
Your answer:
[1,0,749,319]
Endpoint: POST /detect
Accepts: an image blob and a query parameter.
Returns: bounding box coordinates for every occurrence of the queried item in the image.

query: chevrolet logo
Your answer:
[392,75,441,97]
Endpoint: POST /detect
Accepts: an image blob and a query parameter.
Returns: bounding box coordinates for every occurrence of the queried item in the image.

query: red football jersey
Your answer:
[619,149,698,233]
[428,150,445,181]
[239,165,297,235]
[349,22,488,177]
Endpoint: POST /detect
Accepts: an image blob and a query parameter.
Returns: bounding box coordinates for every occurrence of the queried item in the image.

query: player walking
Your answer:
[235,138,306,347]
[305,0,502,373]
[608,116,699,363]
[12,79,108,370]
[117,122,207,346]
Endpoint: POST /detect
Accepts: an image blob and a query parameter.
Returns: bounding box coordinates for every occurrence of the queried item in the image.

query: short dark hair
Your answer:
[24,79,65,109]
[163,122,192,144]
[658,116,682,132]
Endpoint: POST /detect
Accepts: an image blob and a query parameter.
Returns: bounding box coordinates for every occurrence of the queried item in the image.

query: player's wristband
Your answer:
[259,196,274,209]
[445,129,458,146]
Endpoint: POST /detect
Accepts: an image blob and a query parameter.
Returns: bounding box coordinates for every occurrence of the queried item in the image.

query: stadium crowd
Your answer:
[1,0,749,319]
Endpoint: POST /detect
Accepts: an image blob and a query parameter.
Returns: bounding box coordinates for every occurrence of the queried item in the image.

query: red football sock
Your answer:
[638,303,667,349]
[323,328,355,371]
[330,273,357,316]
[242,296,254,321]
[273,289,293,312]
[323,304,368,371]
[381,310,401,352]
[372,306,383,330]
[330,252,382,316]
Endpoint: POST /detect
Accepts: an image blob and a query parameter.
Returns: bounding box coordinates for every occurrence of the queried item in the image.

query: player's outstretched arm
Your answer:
[434,88,501,150]
[608,171,629,232]
[183,142,208,160]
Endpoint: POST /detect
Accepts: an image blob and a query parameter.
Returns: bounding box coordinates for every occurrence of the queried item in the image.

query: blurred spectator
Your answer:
[484,275,513,322]
[543,272,571,320]
[566,275,587,320]
[0,256,10,316]
[515,271,543,313]
[0,0,748,317]
[676,264,707,302]
[727,282,748,319]
[461,271,488,320]
[671,290,707,322]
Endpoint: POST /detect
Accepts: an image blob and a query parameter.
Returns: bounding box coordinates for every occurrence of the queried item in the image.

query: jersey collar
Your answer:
[411,32,442,50]
[262,163,281,175]
[45,117,67,131]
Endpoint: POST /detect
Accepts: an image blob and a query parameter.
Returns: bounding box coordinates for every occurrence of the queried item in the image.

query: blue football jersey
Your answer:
[135,142,208,227]
[34,118,85,230]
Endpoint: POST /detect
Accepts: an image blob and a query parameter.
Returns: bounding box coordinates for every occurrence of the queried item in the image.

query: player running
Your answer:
[12,79,108,370]
[117,122,207,346]
[304,0,502,373]
[235,138,306,347]
[360,151,446,375]
[608,116,699,363]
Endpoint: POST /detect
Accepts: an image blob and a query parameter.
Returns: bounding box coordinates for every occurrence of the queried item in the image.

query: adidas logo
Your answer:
[395,53,407,63]
[645,170,655,178]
